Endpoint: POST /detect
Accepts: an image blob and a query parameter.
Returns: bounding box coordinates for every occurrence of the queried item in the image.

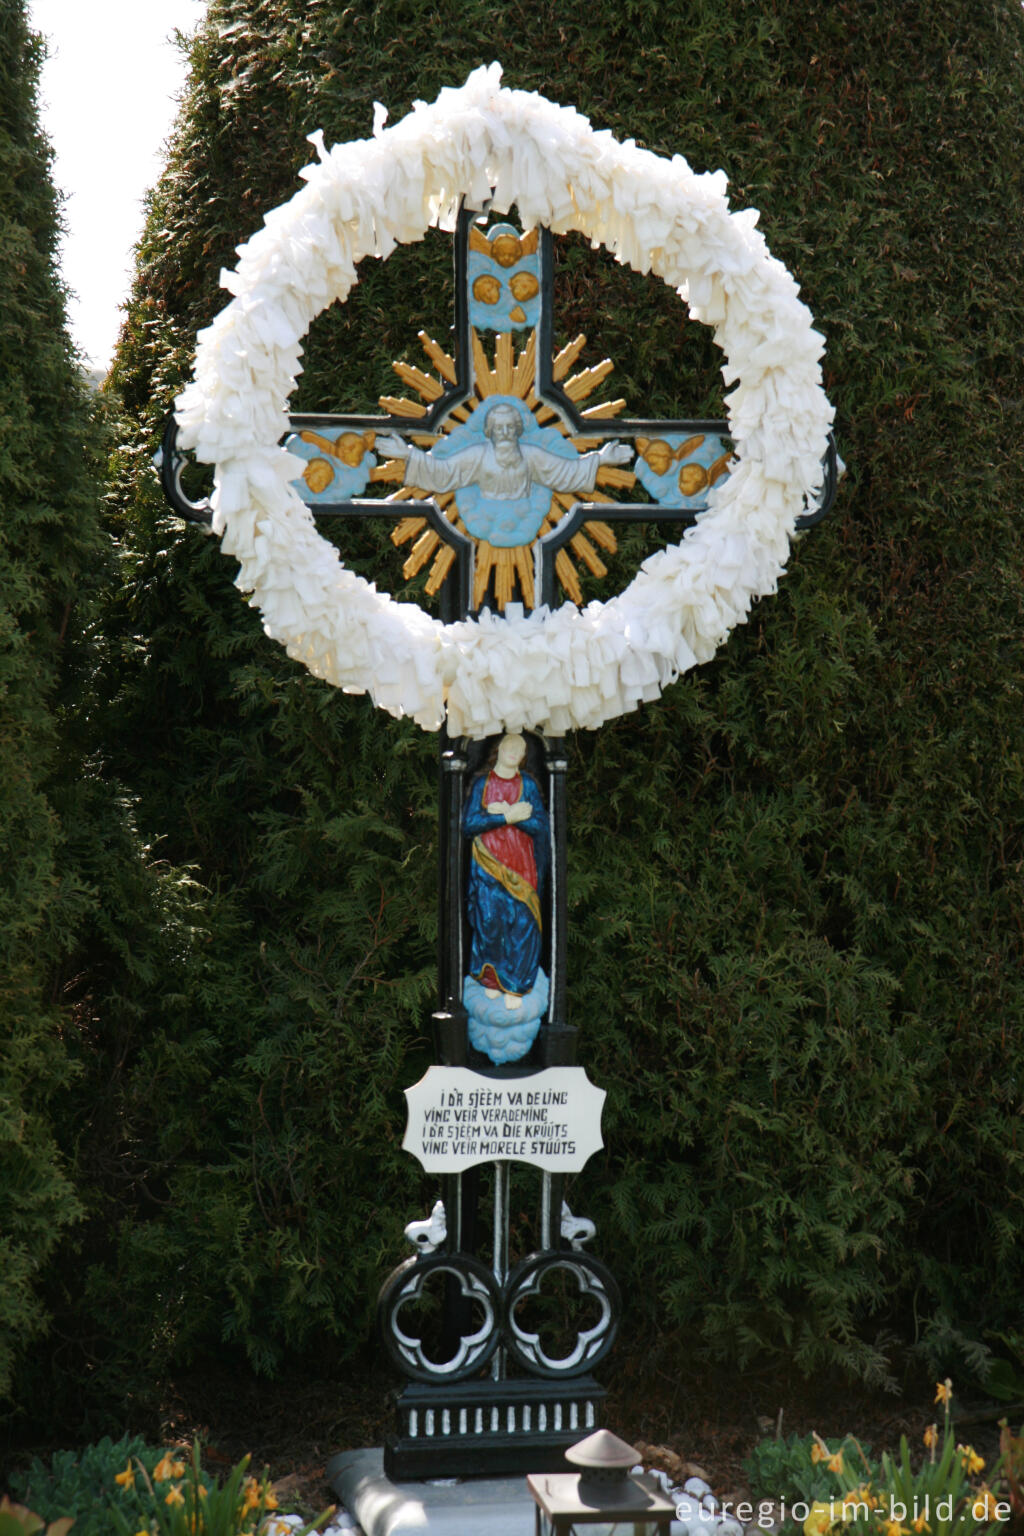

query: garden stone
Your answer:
[647,1467,676,1497]
[716,1517,745,1536]
[327,1448,535,1536]
[672,1494,701,1534]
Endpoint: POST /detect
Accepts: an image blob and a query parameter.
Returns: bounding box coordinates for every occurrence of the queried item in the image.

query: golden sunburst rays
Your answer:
[376,327,634,611]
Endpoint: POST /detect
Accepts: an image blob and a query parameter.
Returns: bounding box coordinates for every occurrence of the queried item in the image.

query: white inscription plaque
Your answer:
[402,1066,605,1174]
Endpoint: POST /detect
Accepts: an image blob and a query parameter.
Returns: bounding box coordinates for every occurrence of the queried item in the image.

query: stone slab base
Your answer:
[326,1448,536,1536]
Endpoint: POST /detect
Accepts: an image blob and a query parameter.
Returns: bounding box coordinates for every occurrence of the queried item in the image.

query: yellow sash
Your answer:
[472,837,542,929]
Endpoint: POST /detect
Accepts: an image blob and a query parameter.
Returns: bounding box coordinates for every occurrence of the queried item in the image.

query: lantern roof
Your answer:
[565,1429,639,1473]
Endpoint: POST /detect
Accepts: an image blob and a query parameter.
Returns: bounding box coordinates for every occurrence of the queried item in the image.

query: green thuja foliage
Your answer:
[30,0,1023,1419]
[0,1,101,1399]
[0,7,233,1430]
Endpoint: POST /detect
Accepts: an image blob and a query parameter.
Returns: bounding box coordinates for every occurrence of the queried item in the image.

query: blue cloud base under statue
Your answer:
[464,968,550,1064]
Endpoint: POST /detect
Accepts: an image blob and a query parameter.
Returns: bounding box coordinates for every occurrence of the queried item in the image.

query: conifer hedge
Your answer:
[17,0,1023,1419]
[0,1,116,1399]
[0,0,101,1399]
[0,3,227,1425]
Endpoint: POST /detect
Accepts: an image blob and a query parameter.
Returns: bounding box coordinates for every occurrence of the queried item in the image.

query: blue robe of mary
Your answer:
[463,770,549,996]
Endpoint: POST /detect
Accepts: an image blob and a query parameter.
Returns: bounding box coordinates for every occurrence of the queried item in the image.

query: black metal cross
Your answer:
[160,203,837,1477]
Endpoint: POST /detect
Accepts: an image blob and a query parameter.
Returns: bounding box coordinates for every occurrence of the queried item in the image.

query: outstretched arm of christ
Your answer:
[520,440,632,494]
[375,435,483,495]
[375,434,631,498]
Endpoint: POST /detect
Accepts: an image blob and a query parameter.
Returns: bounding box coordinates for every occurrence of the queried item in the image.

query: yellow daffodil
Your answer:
[804,1501,835,1536]
[164,1486,185,1508]
[153,1453,185,1483]
[115,1463,135,1489]
[972,1489,999,1522]
[923,1425,937,1451]
[883,1521,909,1536]
[959,1445,985,1476]
[828,1452,845,1475]
[240,1478,261,1516]
[811,1444,829,1465]
[912,1517,930,1533]
[935,1380,952,1407]
[263,1489,279,1511]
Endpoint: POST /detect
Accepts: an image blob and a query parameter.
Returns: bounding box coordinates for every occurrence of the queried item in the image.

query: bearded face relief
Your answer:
[381,398,628,549]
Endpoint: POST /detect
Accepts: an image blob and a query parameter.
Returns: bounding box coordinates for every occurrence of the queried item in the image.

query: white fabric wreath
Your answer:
[175,63,834,739]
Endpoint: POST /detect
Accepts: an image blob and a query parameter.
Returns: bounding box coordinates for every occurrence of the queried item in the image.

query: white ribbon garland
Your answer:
[176,63,834,739]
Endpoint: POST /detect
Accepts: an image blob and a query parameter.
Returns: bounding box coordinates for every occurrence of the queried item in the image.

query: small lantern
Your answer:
[527,1428,678,1534]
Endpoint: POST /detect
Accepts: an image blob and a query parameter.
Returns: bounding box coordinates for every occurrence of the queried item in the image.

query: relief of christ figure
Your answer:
[377,400,632,548]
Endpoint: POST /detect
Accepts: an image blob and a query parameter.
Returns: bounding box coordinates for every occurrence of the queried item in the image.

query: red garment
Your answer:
[480,773,537,888]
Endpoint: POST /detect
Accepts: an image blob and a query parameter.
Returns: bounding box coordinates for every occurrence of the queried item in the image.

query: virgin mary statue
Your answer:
[462,733,549,1063]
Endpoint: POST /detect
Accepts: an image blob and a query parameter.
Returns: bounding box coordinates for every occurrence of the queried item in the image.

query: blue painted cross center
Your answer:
[282,207,754,616]
[397,397,608,547]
